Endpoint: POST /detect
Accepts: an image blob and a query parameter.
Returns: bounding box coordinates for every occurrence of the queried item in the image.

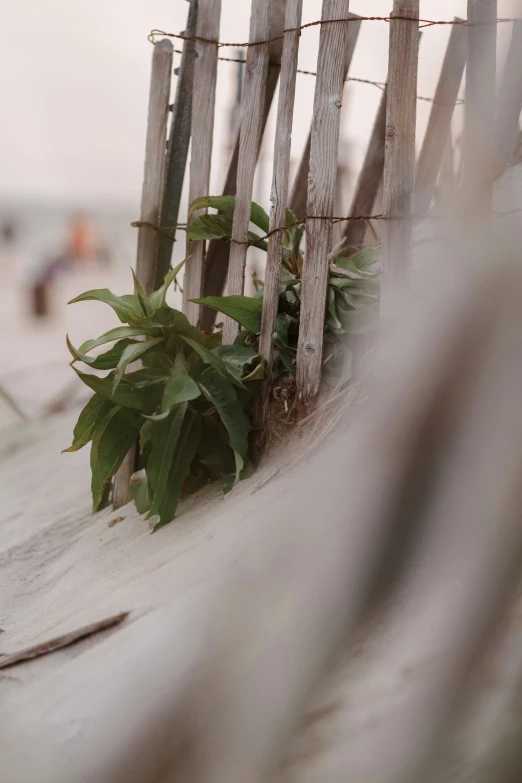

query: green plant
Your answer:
[188,196,380,382]
[65,260,262,530]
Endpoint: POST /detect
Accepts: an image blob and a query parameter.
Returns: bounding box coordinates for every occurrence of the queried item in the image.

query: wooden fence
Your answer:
[113,0,522,504]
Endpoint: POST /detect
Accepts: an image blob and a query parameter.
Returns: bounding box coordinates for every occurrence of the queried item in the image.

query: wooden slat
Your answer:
[155,0,199,289]
[254,0,303,437]
[296,0,350,405]
[289,14,361,220]
[414,19,466,216]
[200,0,287,333]
[496,19,522,174]
[113,39,173,510]
[183,0,221,325]
[463,0,497,218]
[382,0,419,310]
[343,86,387,251]
[222,0,272,344]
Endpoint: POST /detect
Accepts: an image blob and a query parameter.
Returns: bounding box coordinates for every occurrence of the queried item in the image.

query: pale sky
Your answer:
[0,0,519,209]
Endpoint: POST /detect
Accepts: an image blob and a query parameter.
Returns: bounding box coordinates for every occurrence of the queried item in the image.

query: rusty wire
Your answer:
[149,15,517,47]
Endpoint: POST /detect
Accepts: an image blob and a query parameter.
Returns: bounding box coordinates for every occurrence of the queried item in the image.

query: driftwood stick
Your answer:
[113,40,173,510]
[183,0,221,325]
[155,0,198,288]
[296,0,350,405]
[382,0,419,309]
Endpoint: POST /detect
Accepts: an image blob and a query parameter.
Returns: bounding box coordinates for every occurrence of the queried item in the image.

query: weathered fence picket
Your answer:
[155,0,198,289]
[255,0,303,434]
[382,0,419,309]
[201,0,286,333]
[296,0,350,406]
[289,13,361,221]
[183,0,221,325]
[463,0,497,218]
[113,39,173,510]
[222,0,272,344]
[414,18,466,215]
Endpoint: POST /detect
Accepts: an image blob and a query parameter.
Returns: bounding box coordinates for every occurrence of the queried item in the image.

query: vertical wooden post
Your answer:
[496,20,522,174]
[113,39,173,510]
[382,0,420,309]
[289,14,362,220]
[183,0,221,325]
[200,0,287,333]
[414,19,466,215]
[155,0,198,289]
[463,0,497,218]
[222,0,272,344]
[296,0,350,406]
[343,86,388,250]
[254,0,303,437]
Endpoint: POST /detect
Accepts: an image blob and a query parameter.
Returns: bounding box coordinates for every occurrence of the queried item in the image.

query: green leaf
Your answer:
[242,361,264,382]
[138,354,200,418]
[191,295,263,334]
[63,393,113,452]
[112,338,164,394]
[151,408,201,529]
[332,248,381,279]
[188,214,233,241]
[188,214,267,250]
[212,344,259,379]
[161,354,201,410]
[197,369,250,477]
[68,289,143,323]
[130,468,152,514]
[73,367,153,411]
[131,269,153,315]
[90,406,143,510]
[79,325,160,355]
[327,286,342,331]
[147,402,187,502]
[180,335,245,389]
[189,195,270,234]
[338,304,380,334]
[148,257,187,311]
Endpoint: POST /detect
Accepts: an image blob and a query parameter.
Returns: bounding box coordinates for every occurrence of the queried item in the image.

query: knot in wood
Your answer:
[386,125,397,139]
[303,340,316,356]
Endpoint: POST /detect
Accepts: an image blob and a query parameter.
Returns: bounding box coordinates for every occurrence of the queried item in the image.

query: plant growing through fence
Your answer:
[64,197,380,529]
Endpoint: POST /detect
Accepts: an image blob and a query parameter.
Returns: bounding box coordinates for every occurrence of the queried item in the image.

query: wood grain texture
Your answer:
[200,0,286,333]
[254,0,303,437]
[222,0,272,344]
[463,0,497,218]
[155,0,198,288]
[414,19,466,215]
[183,0,221,325]
[296,0,350,405]
[289,14,361,221]
[382,0,419,310]
[135,40,173,296]
[496,20,522,174]
[343,86,388,250]
[113,40,173,510]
